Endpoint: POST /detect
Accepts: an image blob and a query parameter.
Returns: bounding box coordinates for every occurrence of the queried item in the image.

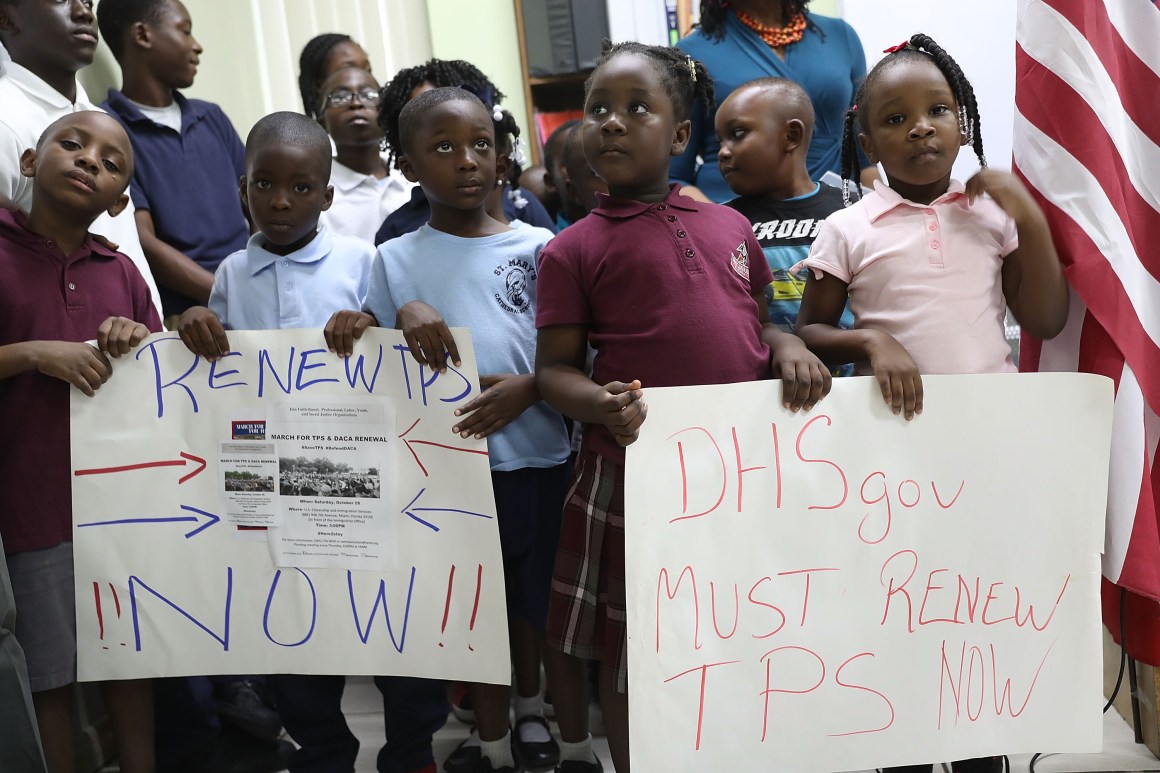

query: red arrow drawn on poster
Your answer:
[74,452,207,484]
[76,505,220,539]
[398,419,489,477]
[401,487,492,532]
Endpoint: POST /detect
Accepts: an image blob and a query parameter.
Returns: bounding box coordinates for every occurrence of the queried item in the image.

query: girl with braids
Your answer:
[672,0,872,203]
[798,34,1068,438]
[374,59,554,243]
[297,33,371,122]
[535,40,830,773]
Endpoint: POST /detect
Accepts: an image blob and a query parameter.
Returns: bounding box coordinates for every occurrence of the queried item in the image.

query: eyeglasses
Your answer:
[325,89,380,107]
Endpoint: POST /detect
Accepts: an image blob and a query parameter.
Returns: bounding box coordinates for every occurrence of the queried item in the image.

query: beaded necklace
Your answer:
[734,8,807,49]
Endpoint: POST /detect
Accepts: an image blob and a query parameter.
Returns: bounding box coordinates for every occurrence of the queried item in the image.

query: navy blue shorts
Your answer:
[491,463,570,632]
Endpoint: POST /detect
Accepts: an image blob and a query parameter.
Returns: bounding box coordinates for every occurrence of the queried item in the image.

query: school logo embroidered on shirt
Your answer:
[493,258,536,314]
[730,241,751,281]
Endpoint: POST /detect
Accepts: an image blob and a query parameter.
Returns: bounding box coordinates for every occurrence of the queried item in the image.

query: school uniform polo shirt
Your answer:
[536,184,773,462]
[374,184,557,244]
[209,225,374,331]
[102,90,249,316]
[0,209,162,554]
[320,158,414,244]
[0,62,162,317]
[803,180,1019,375]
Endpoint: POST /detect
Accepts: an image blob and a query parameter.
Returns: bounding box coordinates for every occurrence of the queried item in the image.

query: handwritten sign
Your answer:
[71,329,509,684]
[625,374,1111,772]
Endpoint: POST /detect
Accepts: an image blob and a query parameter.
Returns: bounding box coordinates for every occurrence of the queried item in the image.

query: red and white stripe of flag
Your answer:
[1014,0,1160,599]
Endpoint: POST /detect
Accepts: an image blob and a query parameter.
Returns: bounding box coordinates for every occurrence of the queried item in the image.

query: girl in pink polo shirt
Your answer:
[535,40,831,773]
[797,33,1068,773]
[798,33,1068,425]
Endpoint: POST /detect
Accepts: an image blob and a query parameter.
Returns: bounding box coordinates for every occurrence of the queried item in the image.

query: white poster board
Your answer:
[71,329,509,684]
[625,374,1110,772]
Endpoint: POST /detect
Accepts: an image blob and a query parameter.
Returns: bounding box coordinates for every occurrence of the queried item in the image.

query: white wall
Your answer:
[83,0,435,139]
[838,1,1017,178]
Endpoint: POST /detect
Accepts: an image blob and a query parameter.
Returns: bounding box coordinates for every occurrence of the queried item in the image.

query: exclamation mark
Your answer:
[468,564,482,652]
[110,584,125,646]
[439,565,456,648]
[93,582,106,648]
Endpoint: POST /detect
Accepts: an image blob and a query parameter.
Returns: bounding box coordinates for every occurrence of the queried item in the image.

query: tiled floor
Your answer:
[337,676,1160,773]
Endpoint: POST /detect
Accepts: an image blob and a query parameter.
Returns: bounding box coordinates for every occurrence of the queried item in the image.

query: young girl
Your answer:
[534,40,831,773]
[375,60,555,243]
[796,33,1068,773]
[798,33,1067,424]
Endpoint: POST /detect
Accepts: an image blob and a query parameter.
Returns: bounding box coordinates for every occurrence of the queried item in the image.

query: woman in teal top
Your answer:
[672,0,869,202]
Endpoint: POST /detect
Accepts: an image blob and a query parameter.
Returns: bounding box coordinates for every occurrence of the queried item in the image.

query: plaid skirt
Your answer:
[546,446,628,693]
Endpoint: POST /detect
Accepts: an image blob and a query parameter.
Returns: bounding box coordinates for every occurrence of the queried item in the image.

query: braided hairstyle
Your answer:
[380,59,506,171]
[298,34,367,121]
[838,32,985,206]
[493,108,525,188]
[695,0,817,42]
[586,40,715,122]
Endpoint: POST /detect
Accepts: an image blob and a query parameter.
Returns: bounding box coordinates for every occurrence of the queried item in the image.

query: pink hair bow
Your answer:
[882,40,911,54]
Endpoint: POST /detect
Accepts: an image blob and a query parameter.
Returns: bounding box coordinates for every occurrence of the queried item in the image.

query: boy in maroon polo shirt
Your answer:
[0,111,161,773]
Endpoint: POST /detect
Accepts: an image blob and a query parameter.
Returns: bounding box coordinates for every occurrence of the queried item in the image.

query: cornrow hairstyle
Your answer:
[838,32,985,206]
[298,33,356,121]
[695,0,817,42]
[380,59,505,171]
[586,40,715,122]
[95,0,168,63]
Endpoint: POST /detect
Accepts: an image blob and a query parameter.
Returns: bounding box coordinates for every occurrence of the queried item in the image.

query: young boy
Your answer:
[97,0,250,320]
[179,112,446,773]
[716,77,853,334]
[0,0,162,317]
[326,87,570,773]
[0,111,161,773]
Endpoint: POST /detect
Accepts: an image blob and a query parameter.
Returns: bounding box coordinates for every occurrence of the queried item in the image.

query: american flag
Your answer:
[1014,0,1160,651]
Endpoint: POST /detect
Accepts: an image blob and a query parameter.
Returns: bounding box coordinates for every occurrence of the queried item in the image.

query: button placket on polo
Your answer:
[922,206,944,268]
[661,205,703,275]
[276,261,299,324]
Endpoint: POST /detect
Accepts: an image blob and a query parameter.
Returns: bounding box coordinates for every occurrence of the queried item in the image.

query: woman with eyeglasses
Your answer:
[316,65,415,245]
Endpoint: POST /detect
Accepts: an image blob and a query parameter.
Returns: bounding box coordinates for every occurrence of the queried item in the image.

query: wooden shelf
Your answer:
[513,0,591,165]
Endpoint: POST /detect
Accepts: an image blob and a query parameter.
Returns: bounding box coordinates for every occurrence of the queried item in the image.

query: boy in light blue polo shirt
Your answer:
[177,111,449,773]
[177,112,373,350]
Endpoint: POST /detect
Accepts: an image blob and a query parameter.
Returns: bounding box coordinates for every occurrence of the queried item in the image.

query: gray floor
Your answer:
[336,676,1160,773]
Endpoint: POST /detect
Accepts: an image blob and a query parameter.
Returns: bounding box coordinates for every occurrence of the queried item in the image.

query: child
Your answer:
[297,32,373,122]
[0,0,162,317]
[316,65,413,244]
[97,0,250,320]
[534,41,832,773]
[375,59,555,243]
[326,87,570,773]
[0,111,161,773]
[717,76,852,335]
[539,119,579,228]
[795,34,1068,772]
[558,124,607,226]
[180,112,444,773]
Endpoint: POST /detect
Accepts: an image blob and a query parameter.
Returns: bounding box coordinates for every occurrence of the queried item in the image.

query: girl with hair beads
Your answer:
[375,60,554,243]
[798,33,1067,430]
[535,40,831,773]
[796,34,1069,772]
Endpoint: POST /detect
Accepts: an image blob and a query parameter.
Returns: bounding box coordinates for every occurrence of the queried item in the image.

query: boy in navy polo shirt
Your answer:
[98,0,249,320]
[0,111,161,773]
